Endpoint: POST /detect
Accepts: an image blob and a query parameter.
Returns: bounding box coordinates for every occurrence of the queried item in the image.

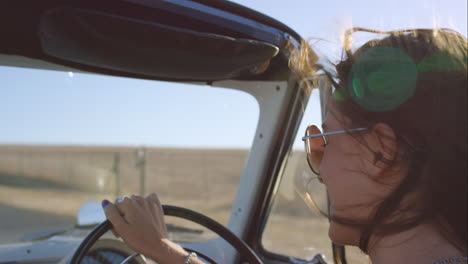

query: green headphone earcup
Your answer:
[348,46,418,112]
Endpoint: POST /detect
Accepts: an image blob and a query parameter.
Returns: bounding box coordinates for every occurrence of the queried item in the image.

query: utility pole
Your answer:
[135,147,146,196]
[113,152,121,197]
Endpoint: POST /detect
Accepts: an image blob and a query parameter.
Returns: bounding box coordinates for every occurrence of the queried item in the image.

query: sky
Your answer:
[1,0,466,149]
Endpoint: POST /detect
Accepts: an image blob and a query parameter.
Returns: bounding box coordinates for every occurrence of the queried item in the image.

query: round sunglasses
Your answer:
[302,125,367,175]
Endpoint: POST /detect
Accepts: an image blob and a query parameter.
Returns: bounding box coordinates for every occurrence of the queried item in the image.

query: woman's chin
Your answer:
[328,220,360,246]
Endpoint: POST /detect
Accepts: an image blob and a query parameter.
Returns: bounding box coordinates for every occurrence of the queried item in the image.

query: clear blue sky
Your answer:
[1,0,466,148]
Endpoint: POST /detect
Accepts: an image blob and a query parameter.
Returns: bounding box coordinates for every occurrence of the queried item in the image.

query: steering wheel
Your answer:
[70,205,263,264]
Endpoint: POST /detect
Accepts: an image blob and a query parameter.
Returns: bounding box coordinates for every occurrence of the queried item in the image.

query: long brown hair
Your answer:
[293,28,467,254]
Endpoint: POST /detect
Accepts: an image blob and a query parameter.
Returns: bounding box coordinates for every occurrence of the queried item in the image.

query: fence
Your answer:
[0,145,249,201]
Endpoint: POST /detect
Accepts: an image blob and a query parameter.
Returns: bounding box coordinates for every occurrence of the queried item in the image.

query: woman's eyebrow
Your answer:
[321,123,327,130]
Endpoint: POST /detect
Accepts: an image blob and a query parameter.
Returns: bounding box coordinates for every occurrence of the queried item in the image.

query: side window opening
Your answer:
[260,81,370,263]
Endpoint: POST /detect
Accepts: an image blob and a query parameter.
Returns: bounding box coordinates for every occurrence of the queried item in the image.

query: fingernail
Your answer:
[102,199,110,207]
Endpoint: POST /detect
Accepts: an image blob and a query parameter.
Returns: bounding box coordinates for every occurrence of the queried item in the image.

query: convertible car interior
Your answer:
[0,0,368,263]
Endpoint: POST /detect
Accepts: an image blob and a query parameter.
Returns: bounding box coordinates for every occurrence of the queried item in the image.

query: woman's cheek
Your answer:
[320,146,362,211]
[318,149,339,201]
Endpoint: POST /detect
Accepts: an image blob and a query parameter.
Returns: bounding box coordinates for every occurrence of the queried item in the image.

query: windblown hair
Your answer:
[291,28,467,254]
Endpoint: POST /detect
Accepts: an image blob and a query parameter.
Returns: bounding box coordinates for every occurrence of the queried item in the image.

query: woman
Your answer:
[102,28,467,264]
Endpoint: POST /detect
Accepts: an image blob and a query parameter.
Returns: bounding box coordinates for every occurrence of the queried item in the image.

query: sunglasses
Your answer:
[302,125,367,175]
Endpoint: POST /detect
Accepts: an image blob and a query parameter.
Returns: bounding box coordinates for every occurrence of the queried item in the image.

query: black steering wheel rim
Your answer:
[70,205,263,264]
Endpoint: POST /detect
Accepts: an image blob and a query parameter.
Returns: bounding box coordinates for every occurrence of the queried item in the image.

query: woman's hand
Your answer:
[102,193,188,264]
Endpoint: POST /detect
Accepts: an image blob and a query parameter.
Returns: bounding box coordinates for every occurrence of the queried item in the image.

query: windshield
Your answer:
[0,65,259,245]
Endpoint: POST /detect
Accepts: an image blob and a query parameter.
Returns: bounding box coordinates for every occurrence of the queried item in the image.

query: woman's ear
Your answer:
[372,123,398,162]
[363,123,399,179]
